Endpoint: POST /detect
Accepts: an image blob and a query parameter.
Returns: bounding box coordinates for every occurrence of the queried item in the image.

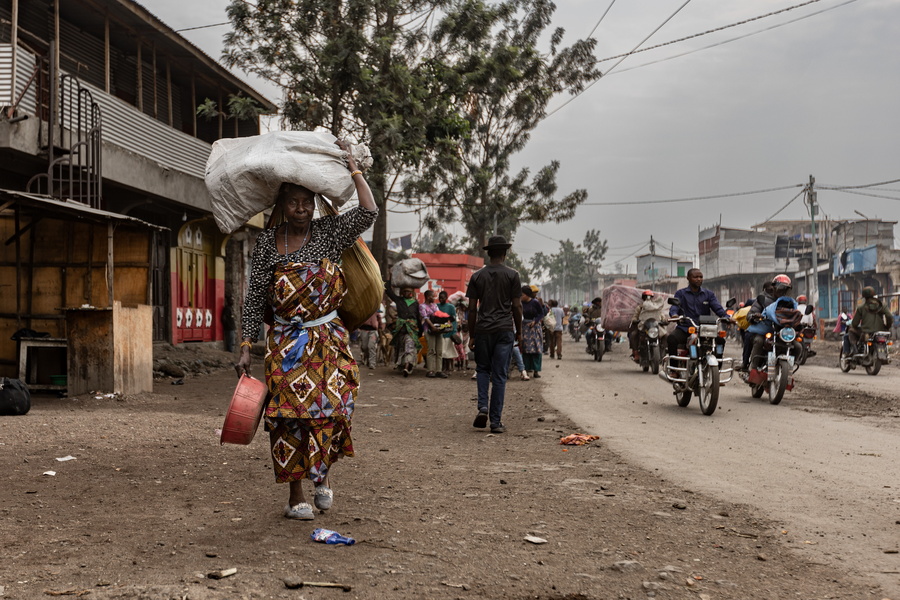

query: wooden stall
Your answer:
[0,190,163,389]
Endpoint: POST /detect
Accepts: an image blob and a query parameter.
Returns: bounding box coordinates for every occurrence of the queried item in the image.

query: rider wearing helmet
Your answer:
[629,290,668,361]
[795,294,816,328]
[845,287,894,356]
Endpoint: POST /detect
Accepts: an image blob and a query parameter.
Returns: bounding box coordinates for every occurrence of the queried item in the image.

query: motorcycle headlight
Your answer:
[646,326,659,339]
[779,327,796,343]
[699,324,718,338]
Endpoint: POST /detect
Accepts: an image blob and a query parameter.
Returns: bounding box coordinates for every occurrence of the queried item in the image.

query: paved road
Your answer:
[541,338,900,596]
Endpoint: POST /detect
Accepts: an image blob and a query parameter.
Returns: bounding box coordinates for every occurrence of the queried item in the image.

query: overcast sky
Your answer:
[142,0,900,272]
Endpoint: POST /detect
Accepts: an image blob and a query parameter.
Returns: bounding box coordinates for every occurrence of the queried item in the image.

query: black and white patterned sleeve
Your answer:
[241,231,271,341]
[327,206,379,250]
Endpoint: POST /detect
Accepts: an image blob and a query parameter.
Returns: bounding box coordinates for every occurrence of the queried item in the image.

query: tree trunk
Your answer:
[369,171,389,278]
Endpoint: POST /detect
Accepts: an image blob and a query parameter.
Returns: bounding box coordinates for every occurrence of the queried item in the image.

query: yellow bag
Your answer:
[733,305,752,330]
[317,197,382,331]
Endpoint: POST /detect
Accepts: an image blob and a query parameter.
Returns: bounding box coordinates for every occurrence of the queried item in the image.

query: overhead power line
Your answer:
[596,0,826,63]
[758,189,806,225]
[580,184,803,206]
[546,0,858,118]
[175,22,230,33]
[547,0,692,118]
[586,0,617,39]
[827,189,900,202]
[612,0,858,76]
[818,177,900,190]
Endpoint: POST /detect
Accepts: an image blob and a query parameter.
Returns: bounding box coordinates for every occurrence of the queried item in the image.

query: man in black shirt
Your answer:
[466,236,523,434]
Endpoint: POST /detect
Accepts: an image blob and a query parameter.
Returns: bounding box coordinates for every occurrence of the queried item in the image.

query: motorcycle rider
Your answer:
[628,290,667,362]
[844,287,894,356]
[568,307,583,339]
[747,274,798,370]
[667,269,728,356]
[584,297,603,352]
[740,281,776,371]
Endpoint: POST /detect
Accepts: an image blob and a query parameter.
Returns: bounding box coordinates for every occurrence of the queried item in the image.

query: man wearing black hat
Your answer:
[466,235,523,434]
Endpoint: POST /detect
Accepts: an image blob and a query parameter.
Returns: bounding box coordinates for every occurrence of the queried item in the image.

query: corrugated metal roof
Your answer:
[0,188,167,230]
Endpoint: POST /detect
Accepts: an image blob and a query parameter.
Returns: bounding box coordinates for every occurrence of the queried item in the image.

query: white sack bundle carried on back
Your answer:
[205,131,373,233]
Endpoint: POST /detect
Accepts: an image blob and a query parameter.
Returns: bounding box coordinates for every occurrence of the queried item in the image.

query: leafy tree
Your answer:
[582,228,608,297]
[401,0,599,253]
[529,238,593,306]
[222,0,470,273]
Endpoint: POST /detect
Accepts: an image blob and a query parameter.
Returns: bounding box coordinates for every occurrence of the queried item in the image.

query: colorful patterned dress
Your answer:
[241,206,377,484]
[265,258,357,483]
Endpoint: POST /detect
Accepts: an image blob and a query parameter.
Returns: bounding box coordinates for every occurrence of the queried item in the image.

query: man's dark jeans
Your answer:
[474,330,515,426]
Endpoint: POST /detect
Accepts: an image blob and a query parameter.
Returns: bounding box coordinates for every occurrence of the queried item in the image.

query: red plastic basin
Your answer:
[220,374,268,445]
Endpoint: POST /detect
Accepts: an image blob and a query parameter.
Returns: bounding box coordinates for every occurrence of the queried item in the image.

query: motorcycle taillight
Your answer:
[677,348,688,357]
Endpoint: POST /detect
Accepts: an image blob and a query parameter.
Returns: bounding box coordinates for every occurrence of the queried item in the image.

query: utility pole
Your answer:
[806,175,819,307]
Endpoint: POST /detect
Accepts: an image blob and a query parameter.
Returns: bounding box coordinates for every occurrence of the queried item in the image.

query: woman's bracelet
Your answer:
[240,340,253,350]
[349,170,363,178]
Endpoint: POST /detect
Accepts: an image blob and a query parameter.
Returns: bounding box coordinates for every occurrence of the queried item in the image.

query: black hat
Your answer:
[483,235,512,250]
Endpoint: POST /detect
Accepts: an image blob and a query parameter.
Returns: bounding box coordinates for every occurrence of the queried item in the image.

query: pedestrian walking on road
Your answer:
[520,286,544,378]
[357,308,383,369]
[235,139,377,521]
[384,280,422,377]
[549,299,565,359]
[466,236,523,434]
[420,289,448,378]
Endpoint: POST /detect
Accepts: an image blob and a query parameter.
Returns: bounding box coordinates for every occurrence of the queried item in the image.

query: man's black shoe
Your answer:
[473,411,488,428]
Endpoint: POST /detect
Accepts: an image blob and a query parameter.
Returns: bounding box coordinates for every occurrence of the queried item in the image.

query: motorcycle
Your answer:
[797,325,817,365]
[742,303,811,404]
[636,318,665,374]
[660,298,736,416]
[585,317,606,362]
[839,315,892,375]
[569,316,583,342]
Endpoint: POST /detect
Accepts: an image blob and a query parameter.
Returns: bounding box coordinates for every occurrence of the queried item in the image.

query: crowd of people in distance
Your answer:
[361,283,586,382]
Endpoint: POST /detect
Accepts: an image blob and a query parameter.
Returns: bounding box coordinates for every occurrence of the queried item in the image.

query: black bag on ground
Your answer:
[0,377,31,415]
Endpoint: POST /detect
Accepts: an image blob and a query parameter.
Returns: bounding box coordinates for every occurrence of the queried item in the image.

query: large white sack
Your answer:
[391,258,429,290]
[205,131,374,233]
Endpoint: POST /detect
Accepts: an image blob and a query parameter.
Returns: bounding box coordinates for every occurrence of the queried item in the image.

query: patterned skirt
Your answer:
[522,321,543,354]
[263,259,358,484]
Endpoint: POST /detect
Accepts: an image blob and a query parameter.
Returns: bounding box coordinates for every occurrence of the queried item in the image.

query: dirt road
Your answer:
[0,340,895,599]
[543,337,900,597]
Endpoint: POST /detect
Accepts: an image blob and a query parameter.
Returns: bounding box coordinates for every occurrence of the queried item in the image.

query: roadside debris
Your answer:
[207,567,237,579]
[559,433,600,446]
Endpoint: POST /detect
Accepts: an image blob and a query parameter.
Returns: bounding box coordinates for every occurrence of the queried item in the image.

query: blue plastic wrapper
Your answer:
[311,528,356,545]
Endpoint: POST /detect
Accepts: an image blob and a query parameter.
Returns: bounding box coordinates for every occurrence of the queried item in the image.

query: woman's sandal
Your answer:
[284,502,315,520]
[314,486,334,511]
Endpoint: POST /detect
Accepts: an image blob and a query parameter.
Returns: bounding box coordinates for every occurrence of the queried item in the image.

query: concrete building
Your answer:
[0,0,276,385]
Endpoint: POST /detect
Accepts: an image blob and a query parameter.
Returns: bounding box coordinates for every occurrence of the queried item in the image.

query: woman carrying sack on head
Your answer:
[235,140,377,522]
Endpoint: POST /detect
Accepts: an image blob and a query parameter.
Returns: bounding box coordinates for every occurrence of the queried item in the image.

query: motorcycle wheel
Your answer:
[698,364,720,416]
[798,345,808,366]
[865,359,881,376]
[650,346,661,375]
[594,345,604,362]
[838,349,852,373]
[769,362,788,405]
[675,388,692,407]
[751,384,765,398]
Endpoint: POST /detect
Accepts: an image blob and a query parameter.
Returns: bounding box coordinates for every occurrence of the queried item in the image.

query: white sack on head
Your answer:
[391,258,430,290]
[205,131,374,233]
